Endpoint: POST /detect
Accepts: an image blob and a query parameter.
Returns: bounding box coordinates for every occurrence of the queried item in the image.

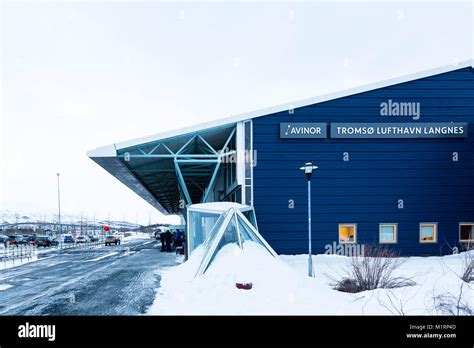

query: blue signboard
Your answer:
[330,123,468,139]
[280,123,327,138]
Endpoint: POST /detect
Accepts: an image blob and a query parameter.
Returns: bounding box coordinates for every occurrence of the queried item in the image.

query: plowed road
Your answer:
[0,239,177,315]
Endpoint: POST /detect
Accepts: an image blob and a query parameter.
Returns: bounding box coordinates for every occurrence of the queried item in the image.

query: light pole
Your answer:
[299,162,318,277]
[57,173,61,236]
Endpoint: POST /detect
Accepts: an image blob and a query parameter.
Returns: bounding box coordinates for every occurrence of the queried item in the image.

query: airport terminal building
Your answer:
[88,61,474,256]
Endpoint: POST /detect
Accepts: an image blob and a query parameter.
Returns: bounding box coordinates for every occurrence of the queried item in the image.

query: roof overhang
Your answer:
[88,148,170,215]
[88,124,236,215]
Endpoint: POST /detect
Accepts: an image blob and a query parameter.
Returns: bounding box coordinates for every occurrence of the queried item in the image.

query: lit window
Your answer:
[339,224,356,244]
[459,223,474,242]
[420,223,437,243]
[379,224,397,244]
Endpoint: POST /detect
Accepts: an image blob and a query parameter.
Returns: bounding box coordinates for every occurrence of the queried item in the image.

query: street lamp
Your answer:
[57,173,61,236]
[299,162,318,277]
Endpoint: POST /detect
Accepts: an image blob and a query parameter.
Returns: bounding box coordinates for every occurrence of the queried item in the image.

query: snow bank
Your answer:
[0,284,13,291]
[148,244,473,315]
[121,232,151,242]
[149,242,350,315]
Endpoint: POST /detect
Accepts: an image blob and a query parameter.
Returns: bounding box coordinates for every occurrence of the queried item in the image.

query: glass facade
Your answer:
[189,203,277,277]
[188,210,221,254]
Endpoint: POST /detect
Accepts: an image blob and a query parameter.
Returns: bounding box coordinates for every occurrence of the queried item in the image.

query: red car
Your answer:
[4,235,25,247]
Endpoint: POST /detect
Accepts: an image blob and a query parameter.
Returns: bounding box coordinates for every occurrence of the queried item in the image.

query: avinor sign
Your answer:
[280,123,327,138]
[280,122,468,139]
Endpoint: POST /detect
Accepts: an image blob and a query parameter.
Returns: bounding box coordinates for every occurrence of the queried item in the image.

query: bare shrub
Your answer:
[440,241,473,283]
[333,245,415,293]
[433,282,472,316]
[460,248,473,283]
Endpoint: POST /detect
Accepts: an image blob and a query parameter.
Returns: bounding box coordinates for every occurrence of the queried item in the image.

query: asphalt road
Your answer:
[0,238,177,315]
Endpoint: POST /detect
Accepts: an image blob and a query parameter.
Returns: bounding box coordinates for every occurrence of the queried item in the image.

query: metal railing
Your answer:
[0,244,36,268]
[0,239,106,269]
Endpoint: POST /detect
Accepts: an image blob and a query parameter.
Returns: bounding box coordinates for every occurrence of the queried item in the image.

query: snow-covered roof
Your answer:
[87,59,474,157]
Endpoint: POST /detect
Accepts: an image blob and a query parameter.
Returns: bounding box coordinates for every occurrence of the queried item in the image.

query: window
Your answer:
[419,223,437,243]
[243,120,253,206]
[225,162,236,188]
[379,224,397,244]
[339,224,356,244]
[459,223,474,242]
[187,210,221,253]
[242,209,257,228]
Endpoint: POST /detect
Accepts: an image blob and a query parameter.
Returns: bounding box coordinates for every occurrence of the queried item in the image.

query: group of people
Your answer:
[159,230,185,254]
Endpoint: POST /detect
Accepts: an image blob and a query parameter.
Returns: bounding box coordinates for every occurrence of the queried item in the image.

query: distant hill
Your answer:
[0,209,140,230]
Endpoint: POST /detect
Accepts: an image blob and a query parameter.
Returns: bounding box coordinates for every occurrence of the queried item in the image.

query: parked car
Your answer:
[4,235,25,247]
[89,236,99,242]
[35,236,58,248]
[16,236,28,245]
[0,234,9,245]
[105,235,121,246]
[76,236,88,243]
[63,235,75,243]
[4,236,16,246]
[24,235,37,244]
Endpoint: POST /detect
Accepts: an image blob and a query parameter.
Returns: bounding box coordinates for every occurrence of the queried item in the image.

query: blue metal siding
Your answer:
[252,67,474,256]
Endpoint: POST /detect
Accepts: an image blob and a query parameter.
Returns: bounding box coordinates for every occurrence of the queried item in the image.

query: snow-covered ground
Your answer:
[0,284,13,291]
[147,242,473,315]
[121,232,153,243]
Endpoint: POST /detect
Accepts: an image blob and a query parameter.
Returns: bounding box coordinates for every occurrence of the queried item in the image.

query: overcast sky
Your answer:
[1,1,473,224]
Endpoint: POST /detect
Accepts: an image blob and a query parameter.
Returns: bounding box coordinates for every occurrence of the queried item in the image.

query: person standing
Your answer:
[160,232,166,252]
[164,231,172,252]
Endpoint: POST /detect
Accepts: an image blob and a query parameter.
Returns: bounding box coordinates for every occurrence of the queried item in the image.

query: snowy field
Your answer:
[148,243,473,315]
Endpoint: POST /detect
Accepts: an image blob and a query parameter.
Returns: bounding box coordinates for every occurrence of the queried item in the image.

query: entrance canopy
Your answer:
[187,203,277,277]
[88,124,236,215]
